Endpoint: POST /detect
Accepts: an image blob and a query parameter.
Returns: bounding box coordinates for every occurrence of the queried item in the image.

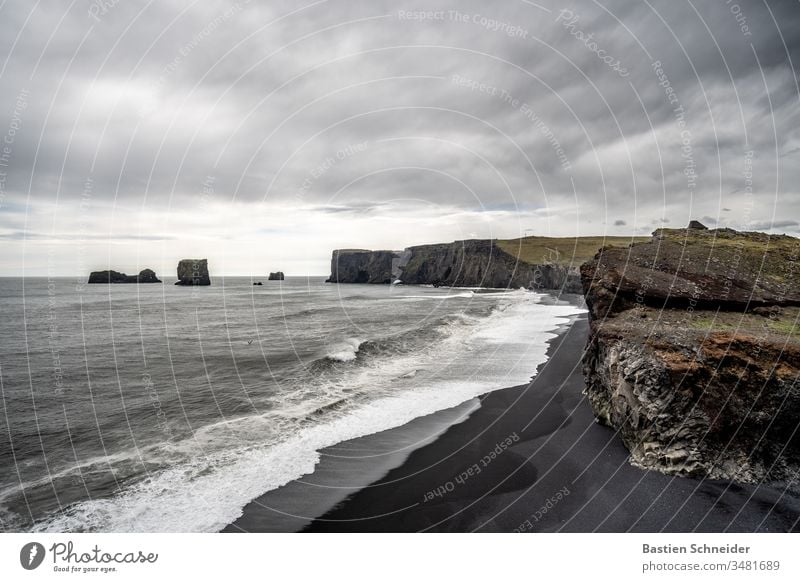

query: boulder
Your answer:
[687,219,708,230]
[175,259,211,286]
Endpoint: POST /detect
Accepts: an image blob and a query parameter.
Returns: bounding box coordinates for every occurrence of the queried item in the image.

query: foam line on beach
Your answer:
[31,296,585,532]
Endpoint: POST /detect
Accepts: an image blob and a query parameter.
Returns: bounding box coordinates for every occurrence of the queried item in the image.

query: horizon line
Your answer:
[0,274,330,279]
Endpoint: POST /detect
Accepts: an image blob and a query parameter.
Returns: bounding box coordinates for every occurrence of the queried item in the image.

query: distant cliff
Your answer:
[399,239,581,292]
[323,237,615,292]
[581,223,800,483]
[88,269,161,284]
[326,250,400,284]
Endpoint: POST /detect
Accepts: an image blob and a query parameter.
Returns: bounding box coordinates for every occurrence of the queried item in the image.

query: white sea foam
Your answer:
[401,291,475,299]
[325,337,363,362]
[32,294,585,533]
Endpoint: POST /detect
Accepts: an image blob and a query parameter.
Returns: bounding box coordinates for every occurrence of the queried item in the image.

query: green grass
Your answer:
[767,319,800,337]
[689,313,800,338]
[496,235,648,266]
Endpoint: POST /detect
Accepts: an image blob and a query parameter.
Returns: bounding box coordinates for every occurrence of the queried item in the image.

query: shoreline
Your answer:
[226,303,800,533]
[223,291,584,533]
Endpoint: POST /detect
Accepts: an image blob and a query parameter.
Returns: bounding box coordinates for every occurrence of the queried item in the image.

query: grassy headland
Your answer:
[496,235,648,266]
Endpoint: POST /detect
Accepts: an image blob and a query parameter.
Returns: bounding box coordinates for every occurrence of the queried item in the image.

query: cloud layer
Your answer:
[1,0,798,275]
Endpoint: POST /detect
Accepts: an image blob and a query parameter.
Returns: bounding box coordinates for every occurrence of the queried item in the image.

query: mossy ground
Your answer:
[497,236,647,267]
[654,228,800,289]
[690,309,800,339]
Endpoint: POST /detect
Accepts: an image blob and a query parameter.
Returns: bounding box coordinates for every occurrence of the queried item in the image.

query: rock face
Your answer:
[268,272,285,281]
[326,240,582,292]
[584,226,800,316]
[581,224,800,483]
[326,250,400,284]
[400,239,581,291]
[88,269,161,284]
[175,259,211,286]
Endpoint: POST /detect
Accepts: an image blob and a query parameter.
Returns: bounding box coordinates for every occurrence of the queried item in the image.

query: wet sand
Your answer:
[227,315,800,532]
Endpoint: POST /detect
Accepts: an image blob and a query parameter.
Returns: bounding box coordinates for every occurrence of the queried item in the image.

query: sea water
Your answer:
[0,276,584,532]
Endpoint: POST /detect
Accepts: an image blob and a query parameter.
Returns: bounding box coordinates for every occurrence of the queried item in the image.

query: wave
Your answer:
[399,288,536,300]
[28,295,586,533]
[471,288,533,298]
[325,337,364,362]
[29,373,521,533]
[400,291,475,299]
[312,312,478,371]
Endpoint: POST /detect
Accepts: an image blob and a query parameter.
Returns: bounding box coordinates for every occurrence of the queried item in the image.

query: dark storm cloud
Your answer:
[0,0,798,273]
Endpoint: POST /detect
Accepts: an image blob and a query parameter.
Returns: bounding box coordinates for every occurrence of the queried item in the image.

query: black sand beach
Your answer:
[227,313,800,533]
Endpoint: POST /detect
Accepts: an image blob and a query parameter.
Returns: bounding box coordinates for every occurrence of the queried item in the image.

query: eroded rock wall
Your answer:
[327,240,582,292]
[175,259,211,286]
[88,269,161,283]
[326,250,400,284]
[581,226,800,484]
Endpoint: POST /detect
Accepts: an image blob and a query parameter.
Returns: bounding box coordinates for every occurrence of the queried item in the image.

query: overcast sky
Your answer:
[0,0,798,276]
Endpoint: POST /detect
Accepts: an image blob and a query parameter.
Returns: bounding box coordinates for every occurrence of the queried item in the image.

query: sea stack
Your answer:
[581,222,800,483]
[326,249,402,284]
[175,259,211,286]
[268,271,285,281]
[88,268,162,284]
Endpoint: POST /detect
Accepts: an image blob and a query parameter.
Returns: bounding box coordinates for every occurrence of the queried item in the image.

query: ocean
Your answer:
[0,276,584,532]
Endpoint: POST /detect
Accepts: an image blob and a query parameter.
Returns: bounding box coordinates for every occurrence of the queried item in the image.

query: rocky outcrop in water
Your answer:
[581,224,800,484]
[268,272,285,281]
[88,269,161,284]
[326,250,400,284]
[175,259,211,286]
[326,240,582,291]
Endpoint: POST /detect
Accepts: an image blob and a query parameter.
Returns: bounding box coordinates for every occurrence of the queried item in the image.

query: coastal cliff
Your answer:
[88,269,161,284]
[399,239,581,291]
[326,249,400,284]
[324,235,644,292]
[581,223,800,483]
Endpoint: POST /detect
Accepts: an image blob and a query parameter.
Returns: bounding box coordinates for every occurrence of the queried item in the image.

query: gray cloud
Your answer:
[0,0,798,274]
[747,220,800,231]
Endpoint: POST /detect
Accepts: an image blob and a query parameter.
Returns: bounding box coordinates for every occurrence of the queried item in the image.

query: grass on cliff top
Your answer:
[654,227,800,289]
[496,235,648,266]
[657,227,800,253]
[691,310,800,339]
